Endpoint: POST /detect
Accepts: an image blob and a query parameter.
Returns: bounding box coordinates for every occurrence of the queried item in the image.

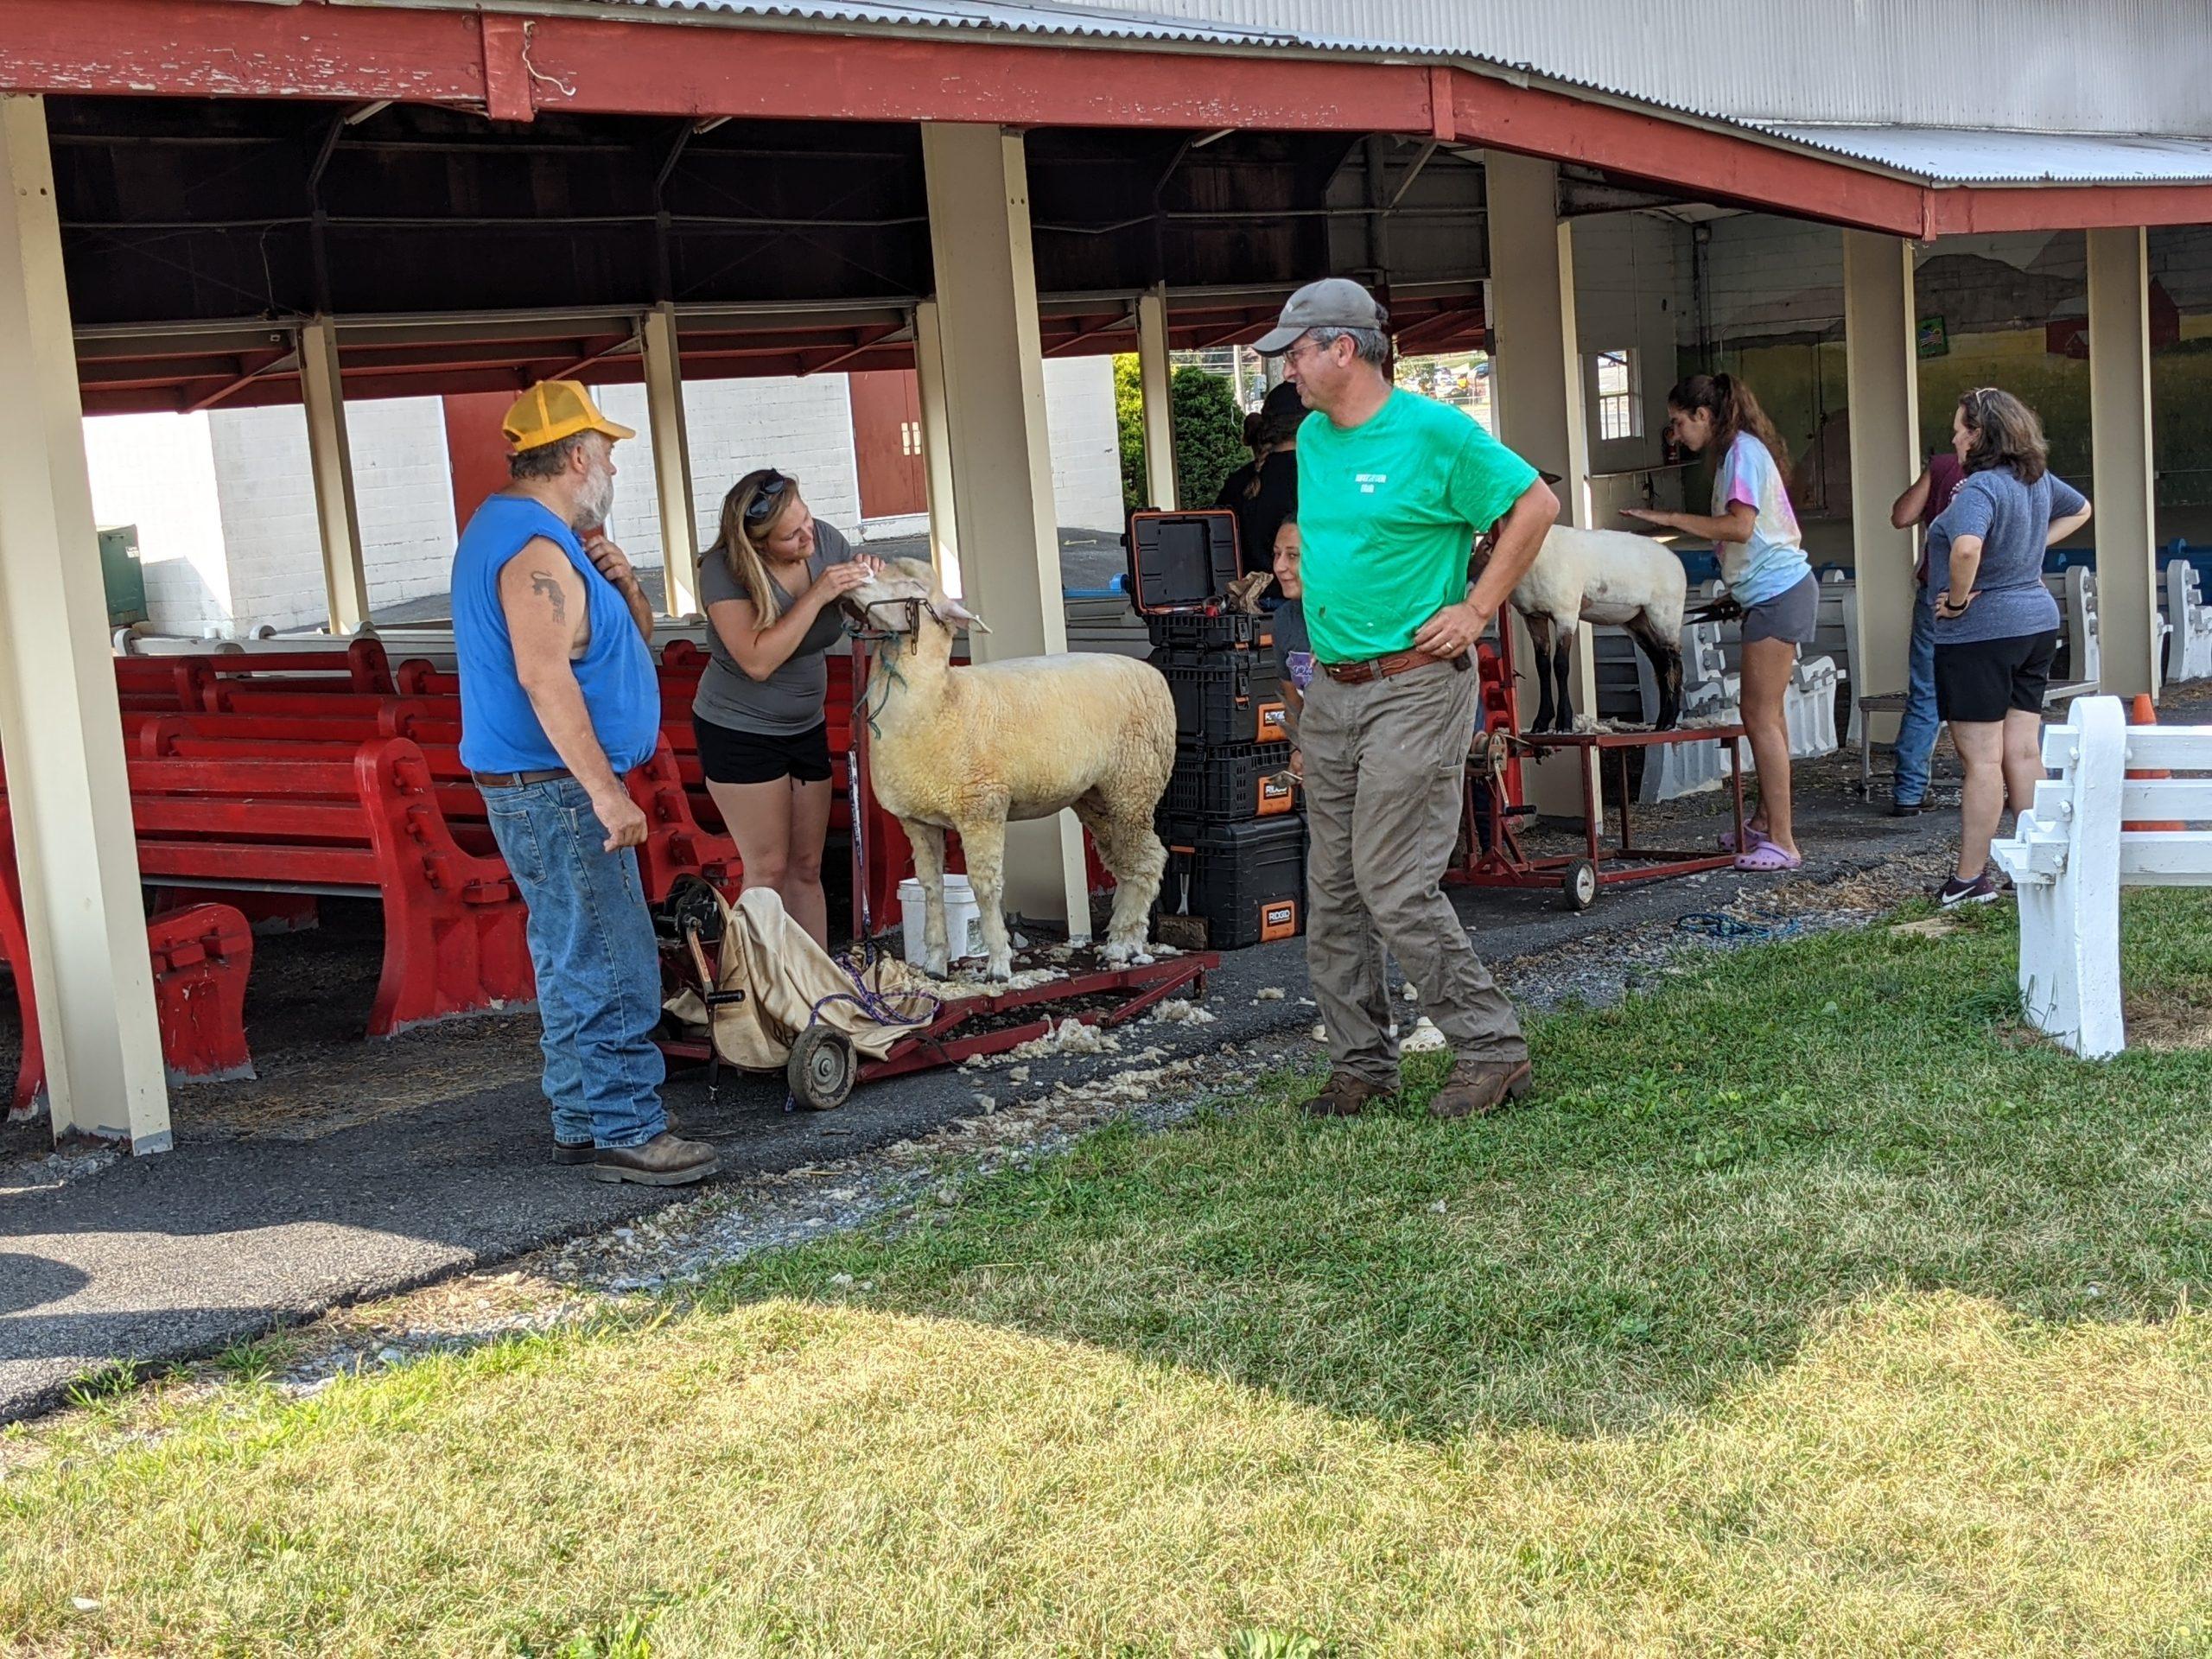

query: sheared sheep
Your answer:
[842,559,1176,981]
[1490,524,1688,733]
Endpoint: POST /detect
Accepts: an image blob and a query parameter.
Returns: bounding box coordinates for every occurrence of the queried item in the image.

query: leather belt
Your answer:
[470,767,571,788]
[1319,648,1471,686]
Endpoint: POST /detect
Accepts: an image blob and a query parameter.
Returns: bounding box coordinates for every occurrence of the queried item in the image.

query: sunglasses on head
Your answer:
[743,472,791,524]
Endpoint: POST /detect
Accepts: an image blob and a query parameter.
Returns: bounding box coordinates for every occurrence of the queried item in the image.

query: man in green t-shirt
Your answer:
[1256,277,1558,1121]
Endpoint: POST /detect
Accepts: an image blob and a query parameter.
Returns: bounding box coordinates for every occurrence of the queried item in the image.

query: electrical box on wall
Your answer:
[99,524,148,628]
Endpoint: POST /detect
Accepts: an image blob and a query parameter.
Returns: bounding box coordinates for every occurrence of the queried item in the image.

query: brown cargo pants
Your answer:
[1300,655,1525,1087]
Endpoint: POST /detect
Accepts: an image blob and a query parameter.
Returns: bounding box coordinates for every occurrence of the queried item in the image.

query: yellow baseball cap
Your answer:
[501,379,637,452]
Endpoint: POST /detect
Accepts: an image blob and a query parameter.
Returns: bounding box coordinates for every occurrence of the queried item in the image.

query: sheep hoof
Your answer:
[922,949,950,977]
[984,958,1014,983]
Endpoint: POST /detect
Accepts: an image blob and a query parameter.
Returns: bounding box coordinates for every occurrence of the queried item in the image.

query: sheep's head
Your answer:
[842,556,988,638]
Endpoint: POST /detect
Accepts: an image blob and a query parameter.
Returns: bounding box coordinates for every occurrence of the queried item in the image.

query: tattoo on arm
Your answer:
[530,570,568,624]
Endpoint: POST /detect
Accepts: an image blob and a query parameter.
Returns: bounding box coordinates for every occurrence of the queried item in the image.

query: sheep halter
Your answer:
[845,594,925,738]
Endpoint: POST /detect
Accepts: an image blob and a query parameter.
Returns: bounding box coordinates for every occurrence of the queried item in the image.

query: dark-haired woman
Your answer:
[1926,388,2092,907]
[1215,380,1306,583]
[691,468,878,945]
[1622,372,1815,872]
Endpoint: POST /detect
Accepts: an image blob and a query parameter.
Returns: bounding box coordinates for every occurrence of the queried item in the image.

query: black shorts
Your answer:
[1934,631,2058,724]
[693,714,833,785]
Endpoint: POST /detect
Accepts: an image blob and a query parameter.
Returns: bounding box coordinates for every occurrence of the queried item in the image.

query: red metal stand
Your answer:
[1448,617,1749,907]
[858,951,1213,1081]
[656,951,1217,1084]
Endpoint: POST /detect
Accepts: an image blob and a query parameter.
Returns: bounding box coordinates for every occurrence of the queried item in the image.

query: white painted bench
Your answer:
[2165,561,2212,683]
[1991,696,2212,1057]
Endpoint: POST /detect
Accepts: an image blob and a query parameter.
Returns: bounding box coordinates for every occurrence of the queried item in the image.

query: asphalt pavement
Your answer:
[1,785,1952,1421]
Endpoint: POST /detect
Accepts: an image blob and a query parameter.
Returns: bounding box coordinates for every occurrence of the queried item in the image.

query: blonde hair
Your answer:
[708,469,800,624]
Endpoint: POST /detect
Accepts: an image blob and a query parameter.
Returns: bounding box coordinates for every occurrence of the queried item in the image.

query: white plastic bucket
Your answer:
[897,874,986,965]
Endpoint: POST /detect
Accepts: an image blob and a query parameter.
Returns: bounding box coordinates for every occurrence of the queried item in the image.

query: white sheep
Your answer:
[1494,524,1688,732]
[843,559,1176,981]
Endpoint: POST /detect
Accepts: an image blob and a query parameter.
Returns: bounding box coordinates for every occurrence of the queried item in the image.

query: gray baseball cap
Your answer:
[1254,277,1389,355]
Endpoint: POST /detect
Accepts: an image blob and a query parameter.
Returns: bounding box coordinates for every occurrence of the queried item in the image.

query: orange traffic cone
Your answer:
[2123,693,2183,832]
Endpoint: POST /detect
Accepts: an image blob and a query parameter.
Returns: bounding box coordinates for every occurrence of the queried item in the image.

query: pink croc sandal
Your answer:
[1732,842,1803,873]
[1719,824,1771,855]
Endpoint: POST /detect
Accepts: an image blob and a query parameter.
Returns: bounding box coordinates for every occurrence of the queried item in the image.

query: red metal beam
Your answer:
[7,2,2207,267]
[0,0,492,105]
[1446,75,1929,236]
[1929,182,2212,237]
[0,0,1930,238]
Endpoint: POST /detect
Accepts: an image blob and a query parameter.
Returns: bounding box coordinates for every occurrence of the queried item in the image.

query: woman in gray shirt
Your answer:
[692,468,876,944]
[1927,388,2093,908]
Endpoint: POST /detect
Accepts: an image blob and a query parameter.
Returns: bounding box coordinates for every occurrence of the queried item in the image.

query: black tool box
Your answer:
[1152,647,1289,747]
[1166,741,1296,822]
[1126,511,1239,613]
[1144,608,1274,653]
[1159,814,1306,949]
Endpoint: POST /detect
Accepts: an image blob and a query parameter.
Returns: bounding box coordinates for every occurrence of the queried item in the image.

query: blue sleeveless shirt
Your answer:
[452,494,659,775]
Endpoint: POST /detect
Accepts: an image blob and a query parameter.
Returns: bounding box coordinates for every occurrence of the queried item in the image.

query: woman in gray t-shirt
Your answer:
[1926,388,2093,909]
[691,468,876,944]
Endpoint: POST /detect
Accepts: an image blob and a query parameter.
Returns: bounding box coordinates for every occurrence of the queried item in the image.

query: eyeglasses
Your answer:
[742,472,791,524]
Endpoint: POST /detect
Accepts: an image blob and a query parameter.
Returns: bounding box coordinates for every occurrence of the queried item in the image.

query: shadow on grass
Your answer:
[696,892,2212,1441]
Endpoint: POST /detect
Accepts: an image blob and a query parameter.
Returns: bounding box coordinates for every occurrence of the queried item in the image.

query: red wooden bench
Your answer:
[115,639,395,707]
[0,802,252,1116]
[124,738,534,1037]
[130,715,740,906]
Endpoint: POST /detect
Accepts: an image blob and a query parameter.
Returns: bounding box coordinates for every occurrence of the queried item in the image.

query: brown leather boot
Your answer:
[1428,1057,1534,1120]
[590,1131,721,1185]
[1305,1071,1386,1118]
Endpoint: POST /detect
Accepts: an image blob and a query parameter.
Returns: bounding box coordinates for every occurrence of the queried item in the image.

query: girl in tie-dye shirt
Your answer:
[1621,372,1815,874]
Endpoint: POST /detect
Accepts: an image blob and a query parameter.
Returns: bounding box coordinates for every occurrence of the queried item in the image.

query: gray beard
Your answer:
[573,472,615,533]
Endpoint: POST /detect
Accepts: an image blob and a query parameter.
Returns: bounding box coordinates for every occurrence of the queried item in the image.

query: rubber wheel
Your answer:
[1562,858,1599,912]
[787,1026,856,1111]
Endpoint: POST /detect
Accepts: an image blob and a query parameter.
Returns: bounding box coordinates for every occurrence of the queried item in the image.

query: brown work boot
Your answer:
[590,1131,721,1186]
[1428,1057,1534,1120]
[1305,1071,1386,1118]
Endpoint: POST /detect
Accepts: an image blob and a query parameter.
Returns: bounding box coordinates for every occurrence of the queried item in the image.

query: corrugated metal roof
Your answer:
[584,0,1819,131]
[1756,125,2212,186]
[591,0,2212,188]
[593,0,1317,48]
[1126,0,2212,143]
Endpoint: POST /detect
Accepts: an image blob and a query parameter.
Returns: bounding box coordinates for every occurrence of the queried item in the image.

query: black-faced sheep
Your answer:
[842,559,1176,981]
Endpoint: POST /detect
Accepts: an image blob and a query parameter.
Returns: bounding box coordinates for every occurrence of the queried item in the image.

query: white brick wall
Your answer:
[207,404,325,634]
[594,374,861,568]
[351,398,458,613]
[1041,356,1123,531]
[90,359,1134,638]
[1570,212,1692,476]
[82,410,232,635]
[1697,215,1846,344]
[200,397,454,633]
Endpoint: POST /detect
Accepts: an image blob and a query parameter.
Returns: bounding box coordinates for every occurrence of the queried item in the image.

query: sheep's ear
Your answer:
[933,595,990,632]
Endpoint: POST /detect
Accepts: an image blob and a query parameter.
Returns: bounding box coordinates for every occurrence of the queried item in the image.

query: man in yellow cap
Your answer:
[453,379,717,1186]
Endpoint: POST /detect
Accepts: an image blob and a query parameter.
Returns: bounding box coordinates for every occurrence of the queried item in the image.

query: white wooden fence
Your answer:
[1992,696,2212,1058]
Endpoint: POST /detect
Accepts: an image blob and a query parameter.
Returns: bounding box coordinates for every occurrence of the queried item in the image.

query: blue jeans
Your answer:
[481,777,667,1150]
[1892,591,1941,804]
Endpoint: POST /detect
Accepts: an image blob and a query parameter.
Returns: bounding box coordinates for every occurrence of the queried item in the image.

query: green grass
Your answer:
[9,897,2212,1655]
